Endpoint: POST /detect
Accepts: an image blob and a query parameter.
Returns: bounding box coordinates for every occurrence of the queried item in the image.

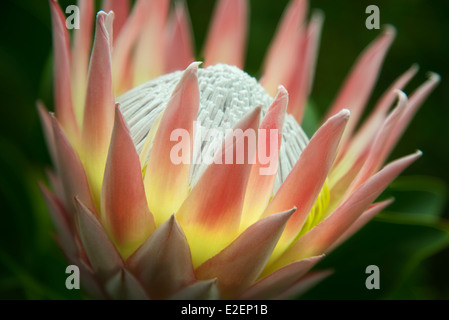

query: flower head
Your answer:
[38,0,439,299]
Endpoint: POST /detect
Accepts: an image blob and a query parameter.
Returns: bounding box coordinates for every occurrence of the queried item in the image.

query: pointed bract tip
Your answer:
[273,87,289,110]
[276,85,288,97]
[96,10,114,35]
[49,112,59,127]
[339,108,351,119]
[37,182,54,204]
[74,195,89,215]
[383,197,395,206]
[168,213,176,224]
[96,10,106,18]
[306,254,326,264]
[166,214,185,235]
[36,100,48,114]
[393,89,408,102]
[409,63,419,73]
[114,104,128,129]
[286,206,297,217]
[310,8,325,22]
[36,99,45,108]
[426,72,441,83]
[210,277,218,284]
[179,62,201,82]
[96,10,113,19]
[265,207,298,229]
[174,0,186,12]
[402,150,423,163]
[274,207,297,220]
[381,24,397,38]
[187,61,202,72]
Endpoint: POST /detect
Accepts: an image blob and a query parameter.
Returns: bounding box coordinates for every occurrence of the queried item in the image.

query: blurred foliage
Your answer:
[0,0,447,299]
[303,175,449,299]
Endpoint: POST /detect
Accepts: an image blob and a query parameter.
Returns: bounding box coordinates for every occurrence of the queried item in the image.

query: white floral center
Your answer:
[118,64,309,192]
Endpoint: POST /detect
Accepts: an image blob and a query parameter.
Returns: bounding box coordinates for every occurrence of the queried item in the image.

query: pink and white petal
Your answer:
[176,107,261,268]
[39,183,77,258]
[112,0,151,93]
[240,86,288,231]
[384,72,440,157]
[132,0,169,85]
[274,270,333,300]
[262,109,349,262]
[342,64,419,162]
[101,106,155,258]
[144,62,200,226]
[326,199,393,253]
[102,0,130,37]
[238,255,323,300]
[49,0,78,139]
[344,91,408,195]
[288,10,323,124]
[271,151,422,269]
[164,1,195,73]
[195,208,295,299]
[71,0,94,126]
[334,72,439,193]
[169,279,220,300]
[36,102,56,165]
[330,64,417,188]
[105,269,149,300]
[45,168,65,204]
[329,90,408,209]
[261,0,307,96]
[329,143,368,191]
[327,152,367,214]
[51,116,96,215]
[127,215,196,300]
[75,197,124,280]
[325,26,396,144]
[371,63,418,118]
[203,0,248,69]
[82,11,115,205]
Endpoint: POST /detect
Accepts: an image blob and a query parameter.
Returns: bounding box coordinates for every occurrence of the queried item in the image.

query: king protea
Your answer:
[37,0,439,299]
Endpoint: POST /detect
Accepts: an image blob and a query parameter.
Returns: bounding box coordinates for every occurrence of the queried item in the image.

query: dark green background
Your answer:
[0,0,448,299]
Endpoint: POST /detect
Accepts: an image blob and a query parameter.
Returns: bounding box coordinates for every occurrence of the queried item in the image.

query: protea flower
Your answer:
[37,0,439,300]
